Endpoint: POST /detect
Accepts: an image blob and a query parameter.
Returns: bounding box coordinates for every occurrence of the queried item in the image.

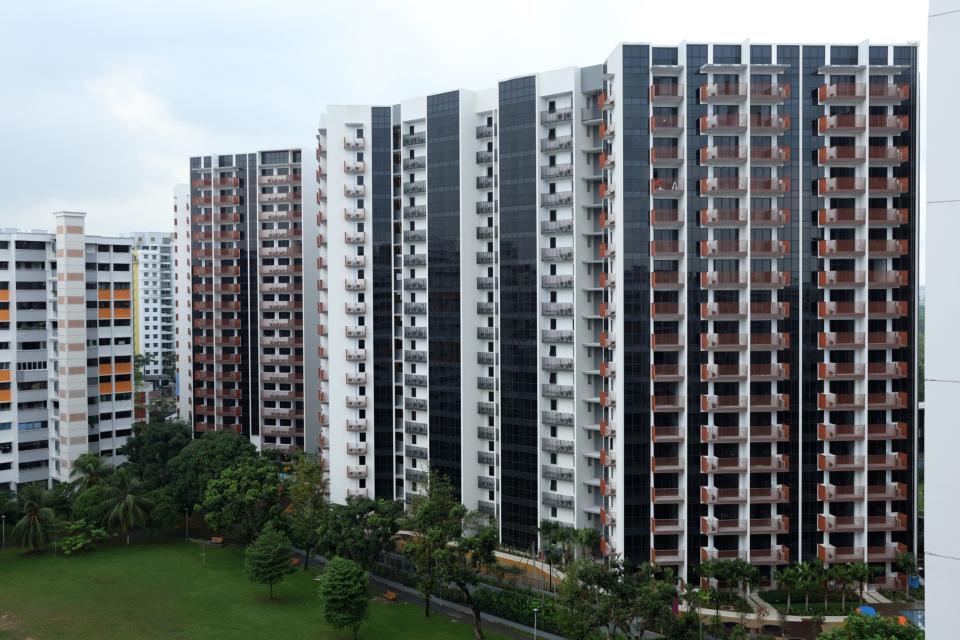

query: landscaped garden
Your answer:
[0,541,507,640]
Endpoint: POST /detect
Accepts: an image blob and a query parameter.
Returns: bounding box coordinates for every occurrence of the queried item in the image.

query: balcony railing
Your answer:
[700,114,748,133]
[818,114,866,134]
[818,83,866,102]
[700,82,747,101]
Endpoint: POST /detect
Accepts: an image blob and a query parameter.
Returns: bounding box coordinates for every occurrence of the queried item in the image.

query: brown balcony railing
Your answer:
[650,115,682,132]
[818,83,866,101]
[700,113,748,132]
[700,208,747,225]
[818,114,866,133]
[701,302,747,318]
[869,208,909,226]
[751,114,791,131]
[868,177,909,194]
[869,115,909,132]
[819,146,865,164]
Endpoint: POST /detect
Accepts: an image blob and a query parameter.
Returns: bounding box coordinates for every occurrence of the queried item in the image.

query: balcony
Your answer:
[818,114,867,135]
[541,135,573,152]
[650,548,684,564]
[541,218,574,234]
[870,362,908,379]
[701,239,747,257]
[345,348,367,361]
[701,517,747,535]
[541,163,573,180]
[345,302,366,315]
[755,425,791,441]
[651,333,683,351]
[869,115,909,133]
[650,115,682,134]
[650,178,683,197]
[751,114,791,133]
[476,125,495,139]
[701,363,747,381]
[651,146,684,165]
[700,486,747,504]
[869,177,909,195]
[649,83,683,103]
[651,240,683,258]
[541,191,574,207]
[700,208,746,226]
[542,492,574,509]
[819,239,866,257]
[701,271,747,288]
[701,333,747,351]
[819,176,866,195]
[819,270,865,287]
[542,356,574,371]
[701,395,747,412]
[818,362,865,380]
[402,181,426,195]
[651,271,683,289]
[404,302,426,315]
[751,363,790,380]
[869,83,910,103]
[541,246,573,262]
[541,302,574,316]
[651,303,682,319]
[700,146,746,164]
[819,145,866,166]
[402,156,426,171]
[751,83,791,102]
[701,425,746,442]
[541,107,573,123]
[651,208,682,227]
[818,83,866,103]
[402,132,426,146]
[869,270,909,287]
[869,146,909,166]
[751,454,790,472]
[700,82,747,102]
[700,177,748,195]
[541,437,574,453]
[542,410,574,426]
[818,393,865,410]
[542,383,574,399]
[651,457,683,473]
[752,177,790,195]
[751,485,790,503]
[869,392,908,410]
[651,395,684,412]
[542,329,574,343]
[344,231,366,244]
[403,205,426,219]
[403,229,426,242]
[819,208,866,226]
[700,113,748,133]
[751,146,791,165]
[869,331,908,349]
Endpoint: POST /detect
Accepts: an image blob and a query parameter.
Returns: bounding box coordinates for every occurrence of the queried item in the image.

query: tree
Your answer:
[319,556,369,640]
[72,485,111,524]
[286,455,327,570]
[435,511,498,639]
[895,551,918,599]
[166,430,256,511]
[144,488,180,540]
[557,559,610,640]
[202,456,285,543]
[848,562,876,604]
[12,495,56,553]
[818,612,923,640]
[775,565,800,614]
[98,467,152,544]
[70,452,112,490]
[244,523,295,600]
[318,498,400,570]
[831,564,855,611]
[405,470,462,619]
[119,419,191,488]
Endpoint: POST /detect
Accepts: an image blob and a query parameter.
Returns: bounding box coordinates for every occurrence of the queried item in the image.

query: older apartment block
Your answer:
[302,41,919,585]
[0,213,135,490]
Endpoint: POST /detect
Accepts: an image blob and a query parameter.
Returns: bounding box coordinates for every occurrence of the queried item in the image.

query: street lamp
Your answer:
[533,607,539,640]
[184,508,189,541]
[1,514,6,550]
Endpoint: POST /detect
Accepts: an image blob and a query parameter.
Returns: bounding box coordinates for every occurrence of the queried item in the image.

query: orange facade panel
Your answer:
[115,380,133,393]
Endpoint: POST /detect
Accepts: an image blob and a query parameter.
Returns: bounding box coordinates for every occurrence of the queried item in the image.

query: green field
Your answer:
[0,541,509,640]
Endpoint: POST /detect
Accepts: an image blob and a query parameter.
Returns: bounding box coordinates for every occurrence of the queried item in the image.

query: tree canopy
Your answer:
[119,419,192,488]
[166,430,256,511]
[319,556,369,640]
[317,497,399,570]
[244,523,295,600]
[202,456,285,543]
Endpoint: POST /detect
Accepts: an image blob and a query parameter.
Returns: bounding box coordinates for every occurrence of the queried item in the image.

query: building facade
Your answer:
[311,40,918,584]
[127,231,175,393]
[174,150,305,452]
[0,213,135,491]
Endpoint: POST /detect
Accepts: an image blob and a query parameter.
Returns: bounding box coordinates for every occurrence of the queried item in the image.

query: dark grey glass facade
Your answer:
[426,92,463,495]
[498,76,539,549]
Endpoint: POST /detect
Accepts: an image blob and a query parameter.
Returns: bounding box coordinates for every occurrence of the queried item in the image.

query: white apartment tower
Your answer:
[127,231,174,390]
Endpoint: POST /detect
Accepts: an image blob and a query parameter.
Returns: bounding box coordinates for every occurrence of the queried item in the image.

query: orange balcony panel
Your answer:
[818,362,864,379]
[869,115,910,132]
[114,288,131,300]
[651,147,683,164]
[869,84,910,101]
[97,290,111,301]
[700,208,747,226]
[598,182,608,199]
[114,308,131,320]
[650,115,682,132]
[818,146,865,164]
[115,380,132,393]
[98,363,113,375]
[817,114,866,134]
[869,146,909,164]
[98,382,113,394]
[819,177,866,195]
[818,83,866,102]
[869,331,908,349]
[818,208,866,226]
[0,389,10,403]
[869,208,910,226]
[818,301,865,318]
[97,308,111,320]
[649,84,682,101]
[869,177,909,194]
[0,370,10,383]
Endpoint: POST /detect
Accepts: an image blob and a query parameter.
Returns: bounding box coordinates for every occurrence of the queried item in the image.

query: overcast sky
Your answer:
[0,0,927,238]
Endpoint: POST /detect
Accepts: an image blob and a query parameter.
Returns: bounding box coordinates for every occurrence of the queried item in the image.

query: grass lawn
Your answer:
[0,540,511,640]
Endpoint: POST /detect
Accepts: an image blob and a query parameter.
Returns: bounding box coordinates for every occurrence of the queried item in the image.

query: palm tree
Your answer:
[848,562,874,604]
[98,468,152,544]
[831,564,854,611]
[12,497,56,553]
[775,565,799,614]
[70,452,112,490]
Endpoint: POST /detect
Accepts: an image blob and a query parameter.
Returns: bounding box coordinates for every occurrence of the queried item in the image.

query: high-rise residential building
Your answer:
[0,213,135,491]
[174,150,305,452]
[127,232,175,393]
[305,40,919,584]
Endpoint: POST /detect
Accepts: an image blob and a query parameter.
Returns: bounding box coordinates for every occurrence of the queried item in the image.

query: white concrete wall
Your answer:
[925,1,960,636]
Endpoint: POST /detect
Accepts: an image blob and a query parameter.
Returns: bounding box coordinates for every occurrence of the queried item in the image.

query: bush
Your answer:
[471,587,562,634]
[60,520,107,555]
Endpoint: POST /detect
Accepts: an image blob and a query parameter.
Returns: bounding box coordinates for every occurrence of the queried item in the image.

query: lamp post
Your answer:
[533,607,539,640]
[184,508,189,541]
[1,514,6,550]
